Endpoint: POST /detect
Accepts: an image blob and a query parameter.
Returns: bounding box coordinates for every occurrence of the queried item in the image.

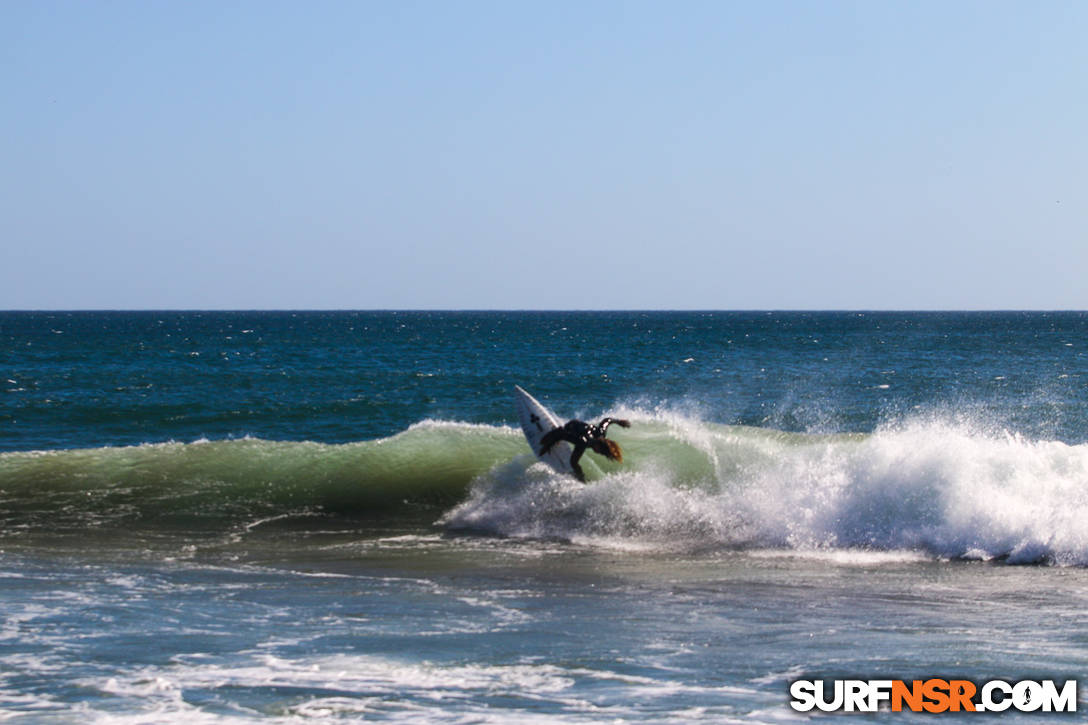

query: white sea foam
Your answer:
[442,410,1088,565]
[65,652,778,724]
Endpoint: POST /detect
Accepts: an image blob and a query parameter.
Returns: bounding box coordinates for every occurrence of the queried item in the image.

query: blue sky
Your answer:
[3,1,1085,309]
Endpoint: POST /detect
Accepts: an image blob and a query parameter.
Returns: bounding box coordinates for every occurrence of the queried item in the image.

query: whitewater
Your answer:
[3,311,1088,721]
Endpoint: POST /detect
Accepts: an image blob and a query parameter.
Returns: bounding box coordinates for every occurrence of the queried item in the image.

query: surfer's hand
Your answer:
[616,419,631,428]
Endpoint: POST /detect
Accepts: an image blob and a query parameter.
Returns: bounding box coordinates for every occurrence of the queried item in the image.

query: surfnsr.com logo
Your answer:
[789,679,1078,713]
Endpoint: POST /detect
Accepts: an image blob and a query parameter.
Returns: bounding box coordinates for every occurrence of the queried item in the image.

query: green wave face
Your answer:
[0,422,524,533]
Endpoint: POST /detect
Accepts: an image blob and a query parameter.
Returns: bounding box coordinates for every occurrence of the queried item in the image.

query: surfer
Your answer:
[539,417,631,483]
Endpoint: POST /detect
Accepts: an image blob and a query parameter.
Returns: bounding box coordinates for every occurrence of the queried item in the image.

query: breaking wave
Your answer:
[5,410,1088,564]
[441,410,1088,565]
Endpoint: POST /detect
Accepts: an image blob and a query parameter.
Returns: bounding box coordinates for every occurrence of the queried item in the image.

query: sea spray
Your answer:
[443,411,1088,564]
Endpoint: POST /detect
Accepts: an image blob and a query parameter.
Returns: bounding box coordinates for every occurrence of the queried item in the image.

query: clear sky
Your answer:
[3,1,1085,310]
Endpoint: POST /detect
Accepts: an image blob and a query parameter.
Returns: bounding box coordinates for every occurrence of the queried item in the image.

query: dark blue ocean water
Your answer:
[3,311,1088,722]
[5,311,1087,452]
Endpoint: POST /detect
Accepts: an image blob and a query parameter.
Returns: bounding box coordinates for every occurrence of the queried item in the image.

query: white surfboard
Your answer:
[513,385,574,476]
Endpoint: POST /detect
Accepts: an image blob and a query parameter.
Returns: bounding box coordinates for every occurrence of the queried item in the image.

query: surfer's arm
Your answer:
[596,418,631,435]
[569,443,587,483]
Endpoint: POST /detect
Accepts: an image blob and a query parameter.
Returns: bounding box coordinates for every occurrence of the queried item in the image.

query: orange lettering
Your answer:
[948,680,976,712]
[922,679,951,713]
[892,680,924,712]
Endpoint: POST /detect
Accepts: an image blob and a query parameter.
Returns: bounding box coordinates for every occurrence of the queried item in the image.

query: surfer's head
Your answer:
[591,438,623,463]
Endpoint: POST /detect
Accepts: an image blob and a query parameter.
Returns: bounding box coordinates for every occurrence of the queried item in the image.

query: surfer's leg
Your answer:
[539,427,561,455]
[570,443,587,483]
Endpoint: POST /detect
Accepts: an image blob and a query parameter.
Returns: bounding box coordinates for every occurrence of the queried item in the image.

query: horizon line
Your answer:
[3,308,1087,314]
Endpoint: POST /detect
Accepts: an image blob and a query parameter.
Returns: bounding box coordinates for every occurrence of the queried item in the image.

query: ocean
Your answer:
[2,311,1088,722]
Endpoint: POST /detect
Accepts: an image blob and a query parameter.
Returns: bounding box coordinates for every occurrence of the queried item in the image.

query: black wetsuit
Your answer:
[539,418,626,482]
